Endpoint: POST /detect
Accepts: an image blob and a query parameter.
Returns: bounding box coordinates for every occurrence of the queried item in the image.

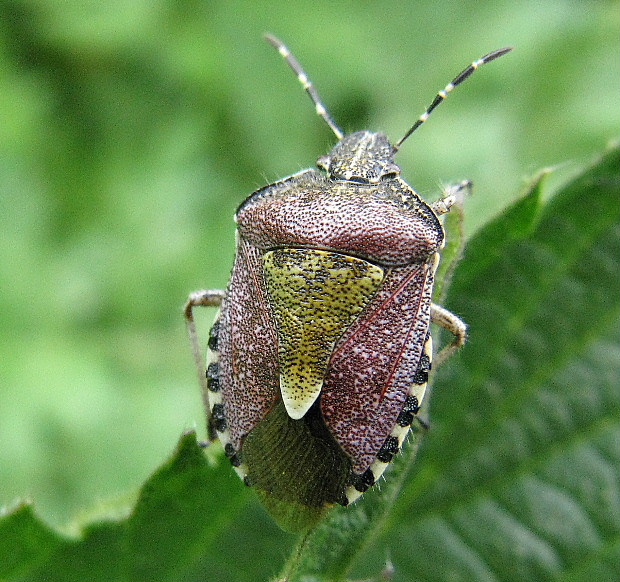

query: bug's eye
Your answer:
[317,155,330,171]
[380,163,400,179]
[346,161,400,184]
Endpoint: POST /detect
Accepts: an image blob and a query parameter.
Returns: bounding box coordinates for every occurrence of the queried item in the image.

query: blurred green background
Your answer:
[0,0,618,530]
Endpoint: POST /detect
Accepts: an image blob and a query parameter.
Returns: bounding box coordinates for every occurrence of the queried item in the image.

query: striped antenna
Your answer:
[394,47,512,149]
[265,34,345,140]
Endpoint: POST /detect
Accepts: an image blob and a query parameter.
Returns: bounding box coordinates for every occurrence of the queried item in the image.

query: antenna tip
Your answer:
[264,33,282,48]
[485,46,514,62]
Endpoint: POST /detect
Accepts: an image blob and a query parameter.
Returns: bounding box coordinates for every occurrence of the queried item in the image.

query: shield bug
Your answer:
[185,35,511,532]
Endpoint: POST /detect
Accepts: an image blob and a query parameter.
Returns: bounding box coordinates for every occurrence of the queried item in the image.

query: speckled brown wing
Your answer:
[320,259,435,475]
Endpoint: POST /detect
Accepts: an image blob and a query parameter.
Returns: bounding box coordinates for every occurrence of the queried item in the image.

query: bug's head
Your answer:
[265,35,512,186]
[317,131,400,184]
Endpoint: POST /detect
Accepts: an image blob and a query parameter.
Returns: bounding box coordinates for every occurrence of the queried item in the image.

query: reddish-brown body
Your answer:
[219,140,443,476]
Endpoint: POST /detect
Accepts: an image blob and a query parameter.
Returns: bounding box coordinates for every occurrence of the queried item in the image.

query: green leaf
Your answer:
[0,433,292,582]
[0,504,64,579]
[461,168,547,281]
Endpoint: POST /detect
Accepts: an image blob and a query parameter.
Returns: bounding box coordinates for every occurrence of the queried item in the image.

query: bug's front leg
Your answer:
[184,289,226,442]
[431,179,472,216]
[430,303,467,367]
[429,179,471,367]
